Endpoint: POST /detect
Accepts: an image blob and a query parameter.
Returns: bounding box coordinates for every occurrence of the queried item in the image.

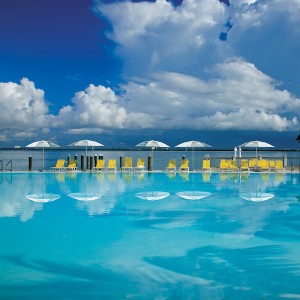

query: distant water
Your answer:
[0,149,299,171]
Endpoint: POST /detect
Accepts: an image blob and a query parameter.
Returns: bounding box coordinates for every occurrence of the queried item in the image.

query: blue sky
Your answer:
[0,0,300,149]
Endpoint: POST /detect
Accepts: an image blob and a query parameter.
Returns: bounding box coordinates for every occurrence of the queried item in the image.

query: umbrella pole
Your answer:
[86,146,87,170]
[152,147,154,171]
[42,147,44,172]
[192,147,194,171]
[256,147,258,166]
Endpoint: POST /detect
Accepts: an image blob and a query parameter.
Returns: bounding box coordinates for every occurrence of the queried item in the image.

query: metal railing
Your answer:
[0,156,299,172]
[5,160,12,172]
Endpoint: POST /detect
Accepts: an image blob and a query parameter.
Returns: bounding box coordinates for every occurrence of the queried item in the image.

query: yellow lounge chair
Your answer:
[122,157,133,171]
[275,159,283,171]
[93,159,105,171]
[269,160,276,171]
[219,159,229,171]
[66,159,77,171]
[51,159,65,171]
[166,159,176,172]
[202,159,211,172]
[134,158,145,171]
[179,159,189,172]
[240,159,249,172]
[106,159,117,172]
[228,160,238,171]
[249,158,259,170]
[259,159,270,171]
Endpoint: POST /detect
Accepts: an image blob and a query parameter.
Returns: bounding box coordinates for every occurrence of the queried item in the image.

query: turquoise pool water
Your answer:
[0,172,299,299]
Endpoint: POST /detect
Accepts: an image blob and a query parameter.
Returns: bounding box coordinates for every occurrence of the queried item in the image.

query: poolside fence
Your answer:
[1,151,300,172]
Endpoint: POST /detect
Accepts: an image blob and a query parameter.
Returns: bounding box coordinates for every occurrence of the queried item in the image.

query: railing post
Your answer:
[89,156,93,170]
[120,156,124,171]
[29,156,32,171]
[86,156,89,171]
[81,155,85,171]
[148,156,152,171]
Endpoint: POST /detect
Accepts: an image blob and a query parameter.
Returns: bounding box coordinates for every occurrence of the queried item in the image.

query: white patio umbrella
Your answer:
[69,139,104,157]
[68,139,104,169]
[175,140,211,171]
[136,140,169,170]
[26,140,60,171]
[239,140,274,161]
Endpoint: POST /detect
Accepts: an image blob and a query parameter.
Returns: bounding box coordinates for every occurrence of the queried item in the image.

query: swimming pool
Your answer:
[0,172,299,299]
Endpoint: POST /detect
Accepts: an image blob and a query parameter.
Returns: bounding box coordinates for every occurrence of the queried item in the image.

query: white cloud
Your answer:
[231,0,300,29]
[1,0,300,145]
[119,59,300,131]
[0,78,54,142]
[55,83,153,132]
[95,0,228,76]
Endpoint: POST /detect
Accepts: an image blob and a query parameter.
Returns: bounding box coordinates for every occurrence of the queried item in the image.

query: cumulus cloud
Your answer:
[231,0,300,27]
[95,0,228,76]
[48,58,299,133]
[54,83,153,132]
[91,0,300,132]
[120,59,300,131]
[0,78,53,141]
[1,0,300,145]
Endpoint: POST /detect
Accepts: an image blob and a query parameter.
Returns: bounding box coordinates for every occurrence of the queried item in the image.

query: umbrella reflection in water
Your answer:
[176,191,211,200]
[135,173,170,201]
[135,191,170,201]
[26,173,60,203]
[176,173,212,200]
[239,174,274,202]
[26,193,61,203]
[68,173,101,201]
[239,192,274,202]
[68,192,101,201]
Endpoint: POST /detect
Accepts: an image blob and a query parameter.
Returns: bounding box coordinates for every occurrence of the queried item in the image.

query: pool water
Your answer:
[0,172,300,299]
